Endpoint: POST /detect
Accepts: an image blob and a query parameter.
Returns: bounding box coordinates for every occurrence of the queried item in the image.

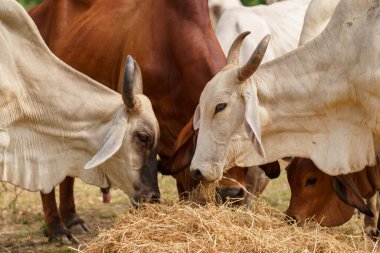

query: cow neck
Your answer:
[253,37,349,137]
[0,0,124,192]
[234,20,377,175]
[166,0,226,104]
[30,0,91,48]
[21,55,121,153]
[4,4,122,153]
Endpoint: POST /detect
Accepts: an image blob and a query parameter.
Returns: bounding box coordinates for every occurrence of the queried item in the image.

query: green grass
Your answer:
[241,0,267,6]
[16,0,42,10]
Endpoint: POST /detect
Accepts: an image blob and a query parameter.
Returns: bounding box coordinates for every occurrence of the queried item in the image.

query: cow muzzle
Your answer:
[131,191,160,207]
[285,210,302,225]
[190,168,205,181]
[189,164,224,182]
[216,187,245,205]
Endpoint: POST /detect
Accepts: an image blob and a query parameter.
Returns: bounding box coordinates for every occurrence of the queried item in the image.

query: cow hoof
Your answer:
[63,215,90,234]
[43,224,80,245]
[48,233,80,245]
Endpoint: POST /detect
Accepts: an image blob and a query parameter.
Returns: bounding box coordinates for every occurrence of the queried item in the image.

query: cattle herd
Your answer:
[1,0,380,246]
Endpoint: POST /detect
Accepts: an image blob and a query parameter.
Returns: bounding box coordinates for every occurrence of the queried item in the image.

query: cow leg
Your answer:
[40,190,79,244]
[364,193,379,237]
[59,176,90,233]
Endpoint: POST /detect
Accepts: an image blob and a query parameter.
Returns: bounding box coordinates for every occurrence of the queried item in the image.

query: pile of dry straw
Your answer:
[79,184,379,253]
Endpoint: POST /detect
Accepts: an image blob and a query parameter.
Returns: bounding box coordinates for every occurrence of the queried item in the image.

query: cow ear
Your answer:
[193,104,200,130]
[84,110,127,170]
[332,175,374,217]
[164,117,197,175]
[259,161,281,179]
[243,81,265,156]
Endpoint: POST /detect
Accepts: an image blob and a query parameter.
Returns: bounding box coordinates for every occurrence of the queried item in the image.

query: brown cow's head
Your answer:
[286,158,374,226]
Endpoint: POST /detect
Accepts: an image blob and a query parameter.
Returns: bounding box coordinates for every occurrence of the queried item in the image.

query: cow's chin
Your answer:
[317,203,355,227]
[285,201,355,227]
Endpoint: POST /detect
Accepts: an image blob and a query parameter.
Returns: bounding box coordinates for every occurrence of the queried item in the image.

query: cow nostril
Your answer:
[190,169,204,181]
[217,187,245,204]
[236,188,245,198]
[285,214,298,225]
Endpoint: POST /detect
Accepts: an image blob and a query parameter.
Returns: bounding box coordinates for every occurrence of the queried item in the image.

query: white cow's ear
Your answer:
[193,104,200,130]
[243,81,265,156]
[84,111,127,169]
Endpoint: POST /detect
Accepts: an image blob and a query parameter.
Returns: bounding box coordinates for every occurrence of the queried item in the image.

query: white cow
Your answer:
[215,0,310,64]
[190,0,380,183]
[0,0,160,206]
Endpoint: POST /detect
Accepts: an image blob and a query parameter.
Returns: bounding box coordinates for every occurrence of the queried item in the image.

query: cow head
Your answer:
[166,118,249,202]
[285,158,374,226]
[168,116,279,205]
[84,55,160,207]
[190,32,270,182]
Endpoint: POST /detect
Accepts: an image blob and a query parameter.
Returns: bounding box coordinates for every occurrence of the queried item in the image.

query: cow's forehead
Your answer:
[200,66,239,106]
[135,94,159,127]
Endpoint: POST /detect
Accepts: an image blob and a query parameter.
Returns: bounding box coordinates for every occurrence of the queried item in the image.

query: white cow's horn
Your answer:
[122,55,143,109]
[226,31,250,65]
[237,34,270,82]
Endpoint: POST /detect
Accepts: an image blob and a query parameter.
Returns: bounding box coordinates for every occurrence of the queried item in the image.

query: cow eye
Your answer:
[215,103,227,114]
[305,178,317,186]
[137,133,149,144]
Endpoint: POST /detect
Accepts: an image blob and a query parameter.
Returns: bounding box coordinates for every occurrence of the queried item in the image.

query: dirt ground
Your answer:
[0,175,178,253]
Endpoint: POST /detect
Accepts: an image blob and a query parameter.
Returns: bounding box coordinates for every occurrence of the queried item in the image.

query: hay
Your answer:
[78,199,378,253]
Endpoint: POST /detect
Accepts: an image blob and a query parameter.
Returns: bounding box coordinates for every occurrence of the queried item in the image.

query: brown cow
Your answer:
[285,158,380,237]
[29,0,274,242]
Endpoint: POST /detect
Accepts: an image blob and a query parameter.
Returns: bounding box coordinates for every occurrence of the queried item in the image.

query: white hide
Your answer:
[215,0,310,64]
[298,0,341,46]
[192,0,380,181]
[0,0,159,195]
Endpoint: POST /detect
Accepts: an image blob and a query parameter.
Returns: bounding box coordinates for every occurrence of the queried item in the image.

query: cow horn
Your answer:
[237,34,270,82]
[122,55,143,109]
[226,31,250,65]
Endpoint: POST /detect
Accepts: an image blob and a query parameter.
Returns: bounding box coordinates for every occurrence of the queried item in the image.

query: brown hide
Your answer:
[286,158,380,227]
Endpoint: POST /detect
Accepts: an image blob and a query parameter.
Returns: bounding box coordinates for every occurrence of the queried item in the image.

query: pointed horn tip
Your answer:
[233,31,251,44]
[240,31,251,37]
[125,55,135,71]
[257,34,271,54]
[263,34,271,43]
